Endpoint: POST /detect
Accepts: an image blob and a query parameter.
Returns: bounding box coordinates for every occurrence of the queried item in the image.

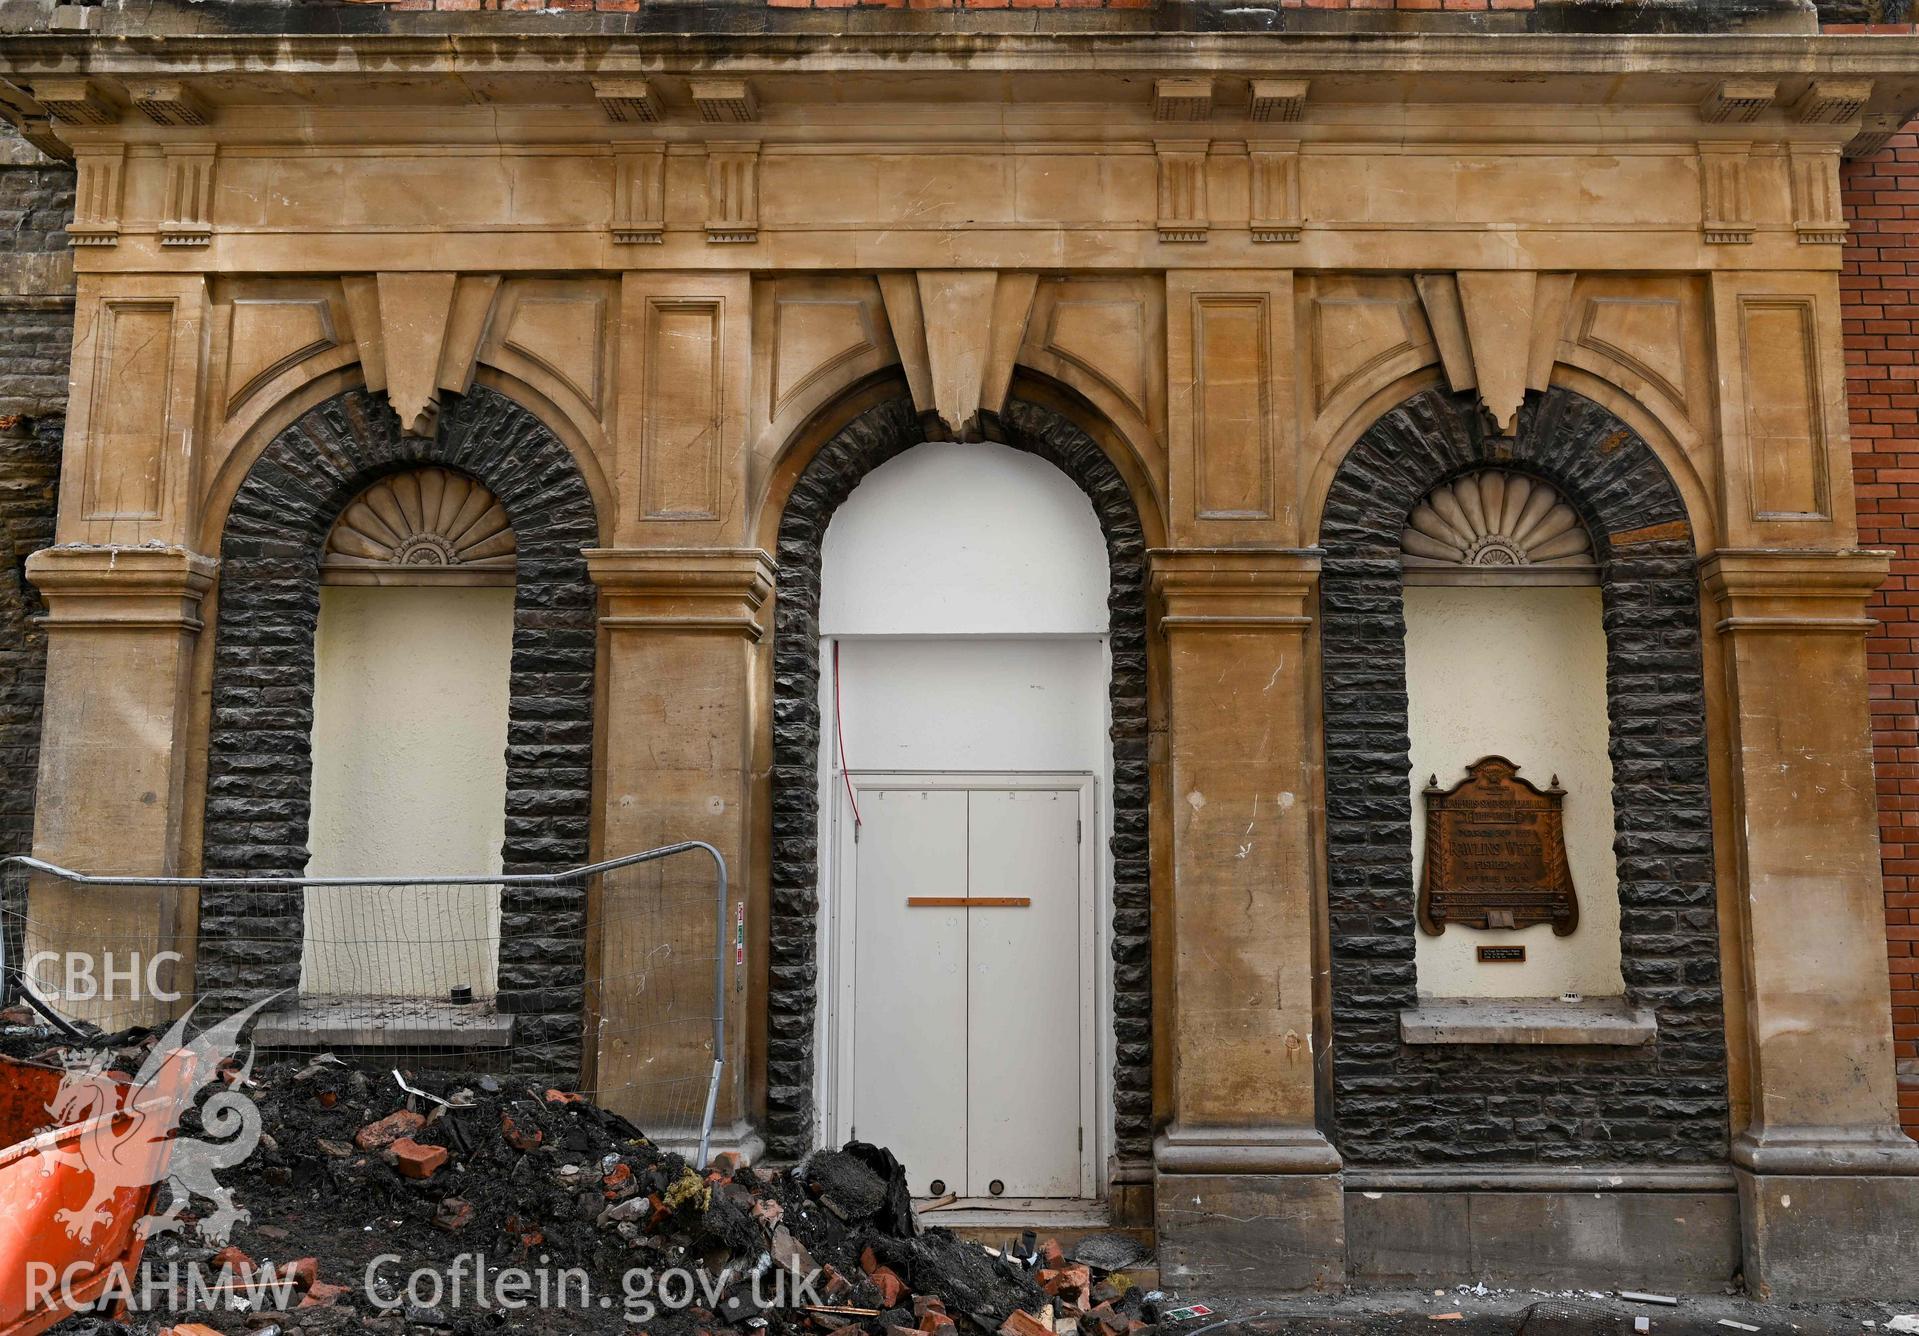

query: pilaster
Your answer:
[1700,549,1919,1299]
[24,544,216,1028]
[1148,547,1343,1292]
[585,547,773,1158]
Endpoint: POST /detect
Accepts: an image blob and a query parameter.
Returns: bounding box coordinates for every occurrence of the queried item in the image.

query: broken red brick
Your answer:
[870,1265,907,1308]
[315,1089,337,1109]
[604,1162,635,1194]
[210,1245,252,1273]
[913,1296,947,1319]
[281,1256,318,1290]
[860,1246,880,1276]
[999,1311,1051,1336]
[299,1280,351,1309]
[389,1136,449,1179]
[709,1150,743,1177]
[354,1109,426,1151]
[821,1264,855,1301]
[919,1315,957,1336]
[159,1326,223,1336]
[544,1088,584,1105]
[1038,1238,1066,1269]
[500,1112,544,1151]
[752,1197,784,1229]
[434,1197,476,1232]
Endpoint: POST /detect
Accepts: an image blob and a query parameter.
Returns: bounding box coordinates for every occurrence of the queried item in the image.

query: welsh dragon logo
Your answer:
[41,992,283,1246]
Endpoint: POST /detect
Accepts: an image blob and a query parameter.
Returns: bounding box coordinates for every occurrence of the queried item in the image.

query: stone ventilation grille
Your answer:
[324,467,517,574]
[1840,123,1919,1140]
[201,387,599,1075]
[766,396,1153,1168]
[1319,386,1728,1166]
[1401,471,1593,570]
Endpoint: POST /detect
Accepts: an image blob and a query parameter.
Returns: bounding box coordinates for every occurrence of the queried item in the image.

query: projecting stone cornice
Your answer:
[0,31,1917,83]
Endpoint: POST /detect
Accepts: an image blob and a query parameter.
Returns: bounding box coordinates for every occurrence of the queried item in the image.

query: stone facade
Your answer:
[0,119,68,891]
[1322,386,1727,1167]
[766,395,1152,1166]
[2,0,1918,1299]
[202,385,600,1071]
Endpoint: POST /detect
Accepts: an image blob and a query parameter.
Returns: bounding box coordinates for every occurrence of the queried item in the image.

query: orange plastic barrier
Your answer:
[0,1054,173,1336]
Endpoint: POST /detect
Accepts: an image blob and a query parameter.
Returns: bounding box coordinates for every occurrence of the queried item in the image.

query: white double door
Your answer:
[835,777,1095,1200]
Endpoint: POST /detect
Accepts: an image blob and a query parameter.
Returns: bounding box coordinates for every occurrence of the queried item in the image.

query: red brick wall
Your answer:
[1844,115,1919,1141]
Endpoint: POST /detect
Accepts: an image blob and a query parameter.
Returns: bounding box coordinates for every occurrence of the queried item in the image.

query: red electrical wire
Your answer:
[833,639,862,831]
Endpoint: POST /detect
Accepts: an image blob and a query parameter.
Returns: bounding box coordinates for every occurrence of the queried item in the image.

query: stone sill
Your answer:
[254,997,513,1050]
[1399,997,1657,1047]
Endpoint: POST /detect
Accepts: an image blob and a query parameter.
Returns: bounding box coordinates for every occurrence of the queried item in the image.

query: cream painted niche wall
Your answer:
[301,469,518,1000]
[1401,472,1625,1000]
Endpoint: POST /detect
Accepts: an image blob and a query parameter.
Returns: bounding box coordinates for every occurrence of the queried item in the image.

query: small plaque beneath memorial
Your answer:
[1419,755,1578,938]
[1477,945,1527,963]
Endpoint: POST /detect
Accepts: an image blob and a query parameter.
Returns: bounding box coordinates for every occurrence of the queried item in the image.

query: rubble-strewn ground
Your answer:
[1149,1290,1919,1335]
[0,1025,1147,1336]
[5,1019,1915,1336]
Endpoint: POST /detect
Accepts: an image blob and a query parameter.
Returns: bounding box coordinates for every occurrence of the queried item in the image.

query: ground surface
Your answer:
[1154,1291,1919,1336]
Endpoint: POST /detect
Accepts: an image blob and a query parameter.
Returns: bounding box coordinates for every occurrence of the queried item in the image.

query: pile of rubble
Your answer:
[0,1020,1156,1336]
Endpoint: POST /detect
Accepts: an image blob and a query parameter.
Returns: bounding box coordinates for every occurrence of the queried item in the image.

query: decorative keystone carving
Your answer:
[31,77,120,126]
[324,468,516,582]
[1249,140,1301,243]
[159,144,216,248]
[1249,78,1308,123]
[1156,140,1209,244]
[128,80,209,127]
[1789,144,1846,246]
[1845,112,1903,162]
[877,270,1039,441]
[1699,143,1753,245]
[612,143,665,245]
[373,272,459,437]
[1154,77,1212,123]
[705,143,760,243]
[593,78,661,124]
[67,145,124,248]
[690,79,757,124]
[1792,79,1872,125]
[1700,80,1776,124]
[1415,271,1569,436]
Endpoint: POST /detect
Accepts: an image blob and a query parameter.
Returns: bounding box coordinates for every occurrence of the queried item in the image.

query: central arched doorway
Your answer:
[764,394,1154,1207]
[820,439,1111,1201]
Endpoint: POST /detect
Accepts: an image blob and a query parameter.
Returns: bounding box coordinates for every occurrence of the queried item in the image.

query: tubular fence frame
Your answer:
[0,842,730,1168]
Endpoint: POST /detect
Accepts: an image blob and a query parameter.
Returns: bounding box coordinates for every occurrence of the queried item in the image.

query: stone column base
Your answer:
[1737,1169,1919,1300]
[1155,1171,1346,1293]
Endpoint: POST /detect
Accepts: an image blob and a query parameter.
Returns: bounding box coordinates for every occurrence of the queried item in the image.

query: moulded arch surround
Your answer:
[1316,383,1730,1166]
[763,391,1156,1169]
[197,384,601,1079]
[198,361,615,558]
[750,366,1170,557]
[1302,360,1716,556]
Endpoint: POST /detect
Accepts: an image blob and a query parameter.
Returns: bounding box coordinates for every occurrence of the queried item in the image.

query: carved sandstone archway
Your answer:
[1317,384,1728,1166]
[199,385,600,1075]
[765,396,1153,1173]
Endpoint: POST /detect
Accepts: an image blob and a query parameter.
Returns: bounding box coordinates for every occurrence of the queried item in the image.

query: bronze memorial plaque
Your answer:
[1418,755,1578,937]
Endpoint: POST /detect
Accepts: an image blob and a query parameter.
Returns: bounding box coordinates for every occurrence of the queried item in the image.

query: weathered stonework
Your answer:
[201,385,600,1073]
[0,120,70,902]
[765,395,1152,1165]
[1320,386,1729,1166]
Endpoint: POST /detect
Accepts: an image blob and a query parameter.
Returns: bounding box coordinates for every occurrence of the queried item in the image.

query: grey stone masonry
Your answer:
[766,396,1152,1169]
[201,386,600,1075]
[0,120,71,868]
[1319,385,1729,1166]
